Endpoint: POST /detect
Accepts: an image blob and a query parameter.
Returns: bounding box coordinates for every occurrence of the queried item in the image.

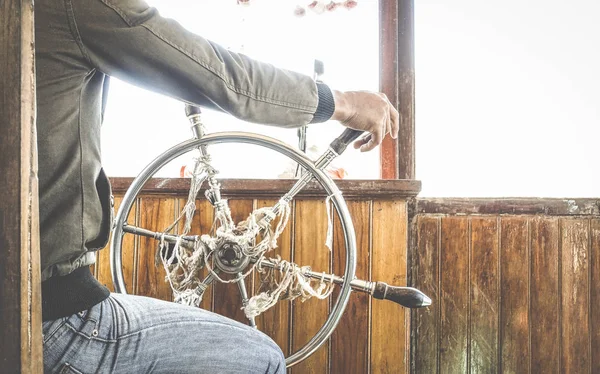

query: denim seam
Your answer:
[64,0,93,66]
[43,320,68,344]
[97,0,317,113]
[65,322,118,343]
[116,319,255,340]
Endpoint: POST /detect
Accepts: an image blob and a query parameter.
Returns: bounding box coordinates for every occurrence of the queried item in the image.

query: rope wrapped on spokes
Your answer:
[157,151,337,316]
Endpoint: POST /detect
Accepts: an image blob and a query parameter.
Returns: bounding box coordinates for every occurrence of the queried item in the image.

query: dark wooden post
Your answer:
[397,0,415,180]
[0,0,43,373]
[379,0,415,180]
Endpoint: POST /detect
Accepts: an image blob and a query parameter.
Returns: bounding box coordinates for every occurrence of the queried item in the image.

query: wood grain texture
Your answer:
[188,198,215,312]
[212,199,254,324]
[254,199,292,354]
[109,178,422,199]
[529,217,559,373]
[0,0,42,371]
[291,200,331,374]
[499,218,529,374]
[396,0,415,180]
[470,217,499,373]
[413,216,440,374]
[416,198,600,216]
[379,0,399,180]
[330,201,370,374]
[439,217,469,374]
[96,196,138,293]
[371,201,408,374]
[136,197,177,301]
[560,218,590,374]
[591,219,600,374]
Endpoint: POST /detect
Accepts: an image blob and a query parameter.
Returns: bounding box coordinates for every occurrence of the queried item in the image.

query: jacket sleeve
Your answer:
[69,0,332,127]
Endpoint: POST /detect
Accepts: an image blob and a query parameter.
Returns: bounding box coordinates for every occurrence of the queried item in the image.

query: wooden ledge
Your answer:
[415,198,600,216]
[110,178,421,199]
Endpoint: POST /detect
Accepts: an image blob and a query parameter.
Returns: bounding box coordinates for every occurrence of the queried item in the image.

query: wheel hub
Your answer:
[213,240,251,274]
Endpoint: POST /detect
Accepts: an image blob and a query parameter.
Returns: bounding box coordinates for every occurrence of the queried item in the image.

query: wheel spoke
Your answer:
[236,274,257,328]
[260,258,431,308]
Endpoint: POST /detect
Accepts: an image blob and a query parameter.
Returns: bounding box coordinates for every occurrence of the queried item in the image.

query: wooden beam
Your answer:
[0,1,42,373]
[397,0,415,180]
[379,0,415,180]
[379,0,399,179]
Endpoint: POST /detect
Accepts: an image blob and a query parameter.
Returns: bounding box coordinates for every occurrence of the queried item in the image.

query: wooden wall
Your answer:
[96,180,419,374]
[410,199,600,374]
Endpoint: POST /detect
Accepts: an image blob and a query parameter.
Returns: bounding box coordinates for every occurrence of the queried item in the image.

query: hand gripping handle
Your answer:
[329,128,366,155]
[372,282,432,308]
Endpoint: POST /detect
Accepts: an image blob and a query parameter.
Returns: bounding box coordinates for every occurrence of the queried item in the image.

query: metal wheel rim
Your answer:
[110,131,357,367]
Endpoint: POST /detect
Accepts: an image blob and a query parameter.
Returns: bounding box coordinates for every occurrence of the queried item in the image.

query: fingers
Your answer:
[360,125,383,152]
[389,103,399,139]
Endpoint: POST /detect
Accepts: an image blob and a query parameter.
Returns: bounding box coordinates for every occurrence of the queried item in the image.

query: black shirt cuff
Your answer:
[310,83,336,124]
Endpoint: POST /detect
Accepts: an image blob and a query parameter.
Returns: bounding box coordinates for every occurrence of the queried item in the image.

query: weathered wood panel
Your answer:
[291,200,331,374]
[371,201,408,374]
[331,201,371,374]
[411,210,600,374]
[560,219,590,374]
[136,197,177,301]
[413,216,440,374]
[254,199,292,353]
[469,217,498,374]
[0,0,42,372]
[189,199,215,311]
[529,217,559,373]
[439,217,469,374]
[499,218,529,374]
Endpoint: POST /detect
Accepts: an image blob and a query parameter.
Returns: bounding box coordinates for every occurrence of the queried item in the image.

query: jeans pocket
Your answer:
[58,363,84,374]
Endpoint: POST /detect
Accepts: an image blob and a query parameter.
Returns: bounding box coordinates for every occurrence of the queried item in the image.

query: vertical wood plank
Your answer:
[0,0,42,371]
[439,216,469,374]
[591,218,600,374]
[254,199,292,354]
[499,217,529,374]
[371,201,408,374]
[136,197,176,301]
[529,217,559,373]
[212,199,254,324]
[96,196,137,293]
[560,218,590,374]
[470,217,499,373]
[413,215,440,374]
[189,198,215,312]
[331,201,370,374]
[291,200,331,374]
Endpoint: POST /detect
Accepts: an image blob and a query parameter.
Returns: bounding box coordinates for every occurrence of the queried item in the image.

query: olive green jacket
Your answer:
[36,0,333,281]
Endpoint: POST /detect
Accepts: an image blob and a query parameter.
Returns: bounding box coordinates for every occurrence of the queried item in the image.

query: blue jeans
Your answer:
[42,293,286,373]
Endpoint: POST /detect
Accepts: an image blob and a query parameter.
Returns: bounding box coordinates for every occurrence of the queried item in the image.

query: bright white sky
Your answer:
[102,0,599,197]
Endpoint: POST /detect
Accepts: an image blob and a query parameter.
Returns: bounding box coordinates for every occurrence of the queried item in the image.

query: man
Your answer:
[37,0,399,373]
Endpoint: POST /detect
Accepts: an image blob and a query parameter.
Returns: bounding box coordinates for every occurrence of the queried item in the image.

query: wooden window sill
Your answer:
[109,178,421,199]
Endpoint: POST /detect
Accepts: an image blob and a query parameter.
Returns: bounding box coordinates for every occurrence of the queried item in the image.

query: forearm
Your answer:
[71,0,330,127]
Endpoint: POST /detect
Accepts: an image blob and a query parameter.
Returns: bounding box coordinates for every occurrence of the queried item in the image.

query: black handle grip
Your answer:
[185,104,202,117]
[372,282,432,308]
[330,128,365,155]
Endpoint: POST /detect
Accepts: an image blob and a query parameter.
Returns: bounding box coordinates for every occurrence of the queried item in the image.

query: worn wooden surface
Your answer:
[379,0,399,180]
[110,178,421,199]
[0,0,42,372]
[99,194,410,373]
[330,201,371,374]
[416,198,600,216]
[291,200,331,374]
[412,211,600,374]
[371,201,408,373]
